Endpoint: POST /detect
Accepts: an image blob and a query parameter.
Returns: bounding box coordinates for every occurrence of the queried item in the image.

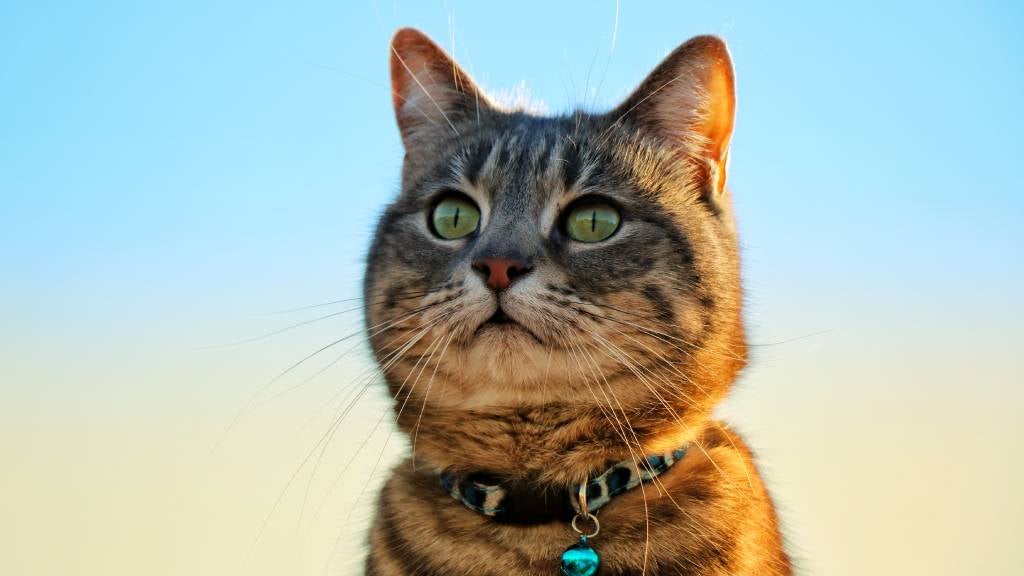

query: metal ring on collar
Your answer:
[571,513,600,538]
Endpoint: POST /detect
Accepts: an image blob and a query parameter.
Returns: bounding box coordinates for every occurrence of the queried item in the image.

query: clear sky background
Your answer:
[1,1,1021,575]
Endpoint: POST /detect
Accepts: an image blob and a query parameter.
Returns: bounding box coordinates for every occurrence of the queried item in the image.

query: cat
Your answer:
[361,27,791,575]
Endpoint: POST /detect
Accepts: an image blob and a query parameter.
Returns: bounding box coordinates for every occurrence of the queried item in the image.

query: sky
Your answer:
[1,1,1021,575]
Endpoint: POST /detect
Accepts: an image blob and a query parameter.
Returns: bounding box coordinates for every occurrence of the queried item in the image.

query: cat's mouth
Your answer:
[485,309,515,324]
[475,307,543,344]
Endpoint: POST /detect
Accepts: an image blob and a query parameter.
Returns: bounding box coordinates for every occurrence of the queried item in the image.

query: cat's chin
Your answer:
[454,329,561,393]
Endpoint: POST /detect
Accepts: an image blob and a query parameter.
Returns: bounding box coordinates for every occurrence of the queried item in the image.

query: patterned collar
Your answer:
[439,446,688,524]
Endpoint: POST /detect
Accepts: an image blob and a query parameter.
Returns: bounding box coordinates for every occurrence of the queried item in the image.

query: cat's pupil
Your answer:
[591,211,596,232]
[454,206,460,228]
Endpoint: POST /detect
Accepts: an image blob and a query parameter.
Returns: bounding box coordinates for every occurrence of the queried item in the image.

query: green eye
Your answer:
[564,202,621,243]
[431,196,481,239]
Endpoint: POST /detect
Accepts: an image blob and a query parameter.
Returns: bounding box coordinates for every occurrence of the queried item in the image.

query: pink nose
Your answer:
[472,257,531,291]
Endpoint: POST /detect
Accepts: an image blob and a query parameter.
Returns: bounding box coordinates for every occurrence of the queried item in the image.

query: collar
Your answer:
[439,446,688,524]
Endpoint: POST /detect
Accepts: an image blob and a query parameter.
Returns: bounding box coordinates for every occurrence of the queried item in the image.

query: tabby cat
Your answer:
[362,28,791,575]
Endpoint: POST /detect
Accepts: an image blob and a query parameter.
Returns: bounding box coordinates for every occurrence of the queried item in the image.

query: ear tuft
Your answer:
[611,35,736,196]
[389,28,489,147]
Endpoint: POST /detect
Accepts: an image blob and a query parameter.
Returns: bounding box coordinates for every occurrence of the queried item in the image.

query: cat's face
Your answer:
[365,29,745,421]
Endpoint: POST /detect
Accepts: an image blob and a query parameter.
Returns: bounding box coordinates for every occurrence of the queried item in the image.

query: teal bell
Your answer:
[561,536,600,576]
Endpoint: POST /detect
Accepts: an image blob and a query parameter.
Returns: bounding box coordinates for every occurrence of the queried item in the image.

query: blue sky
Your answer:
[3,1,1021,320]
[1,1,1021,575]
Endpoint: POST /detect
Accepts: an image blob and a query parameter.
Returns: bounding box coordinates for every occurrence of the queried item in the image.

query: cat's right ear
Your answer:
[389,28,490,148]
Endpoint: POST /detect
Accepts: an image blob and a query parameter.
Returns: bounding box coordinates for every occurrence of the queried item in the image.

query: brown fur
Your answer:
[366,425,788,575]
[361,28,791,575]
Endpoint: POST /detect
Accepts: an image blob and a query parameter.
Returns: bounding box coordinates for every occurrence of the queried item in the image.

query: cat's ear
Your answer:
[610,36,736,196]
[389,28,490,148]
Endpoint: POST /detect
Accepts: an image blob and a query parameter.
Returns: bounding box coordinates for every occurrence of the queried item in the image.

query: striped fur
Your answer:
[366,426,788,576]
[360,28,792,575]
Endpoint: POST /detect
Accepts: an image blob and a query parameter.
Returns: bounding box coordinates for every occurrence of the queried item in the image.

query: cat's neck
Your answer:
[396,401,711,486]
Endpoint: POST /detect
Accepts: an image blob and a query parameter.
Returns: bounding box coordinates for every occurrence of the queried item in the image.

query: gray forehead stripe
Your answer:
[457,124,587,200]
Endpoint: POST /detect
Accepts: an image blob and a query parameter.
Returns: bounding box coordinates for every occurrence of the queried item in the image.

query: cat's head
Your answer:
[365,29,745,459]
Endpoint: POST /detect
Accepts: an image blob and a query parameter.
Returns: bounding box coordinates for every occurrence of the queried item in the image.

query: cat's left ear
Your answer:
[389,28,491,148]
[610,36,736,197]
